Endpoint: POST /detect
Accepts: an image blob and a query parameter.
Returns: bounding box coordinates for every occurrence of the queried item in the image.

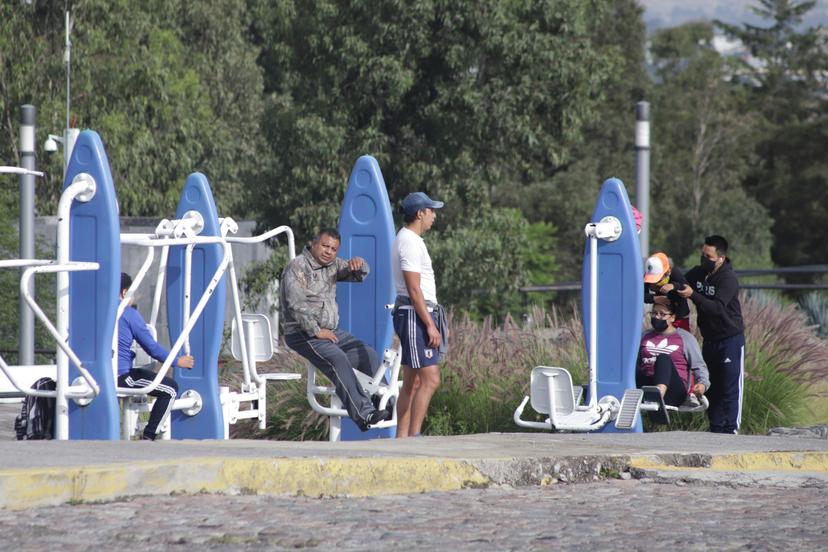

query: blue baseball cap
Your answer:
[401,192,444,216]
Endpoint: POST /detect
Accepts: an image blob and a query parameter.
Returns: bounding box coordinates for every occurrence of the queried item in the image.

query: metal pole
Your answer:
[19,105,36,366]
[635,101,650,257]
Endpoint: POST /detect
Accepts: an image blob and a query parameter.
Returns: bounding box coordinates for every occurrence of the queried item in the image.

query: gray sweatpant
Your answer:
[285,329,379,425]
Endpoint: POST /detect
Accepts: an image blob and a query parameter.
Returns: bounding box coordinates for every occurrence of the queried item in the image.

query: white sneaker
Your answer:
[682,394,701,408]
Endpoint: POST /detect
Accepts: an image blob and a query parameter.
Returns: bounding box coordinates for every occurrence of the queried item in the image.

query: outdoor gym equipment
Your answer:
[514,177,708,432]
[0,130,119,440]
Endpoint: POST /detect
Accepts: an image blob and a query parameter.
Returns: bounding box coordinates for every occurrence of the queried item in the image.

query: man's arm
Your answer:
[403,270,440,348]
[686,273,739,318]
[335,256,369,282]
[282,262,322,337]
[129,310,193,368]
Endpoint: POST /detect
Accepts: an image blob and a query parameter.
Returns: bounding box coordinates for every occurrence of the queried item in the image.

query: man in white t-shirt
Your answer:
[392,192,447,438]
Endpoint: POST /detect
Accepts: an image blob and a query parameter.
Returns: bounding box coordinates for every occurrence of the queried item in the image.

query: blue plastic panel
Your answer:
[166,173,225,438]
[581,178,644,433]
[66,130,121,440]
[336,156,396,440]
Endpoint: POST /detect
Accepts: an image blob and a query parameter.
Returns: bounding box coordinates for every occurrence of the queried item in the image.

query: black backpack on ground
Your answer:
[14,377,56,440]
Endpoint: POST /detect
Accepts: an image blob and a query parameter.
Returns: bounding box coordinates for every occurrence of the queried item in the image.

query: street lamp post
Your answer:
[635,101,651,257]
[19,105,37,366]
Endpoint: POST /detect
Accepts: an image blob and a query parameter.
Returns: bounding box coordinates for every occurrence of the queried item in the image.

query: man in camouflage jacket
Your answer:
[281,228,391,430]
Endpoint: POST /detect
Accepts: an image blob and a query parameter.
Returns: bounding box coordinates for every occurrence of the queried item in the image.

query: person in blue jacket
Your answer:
[118,273,194,440]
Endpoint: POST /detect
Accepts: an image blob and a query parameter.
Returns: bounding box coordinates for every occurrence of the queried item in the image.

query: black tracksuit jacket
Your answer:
[684,259,744,341]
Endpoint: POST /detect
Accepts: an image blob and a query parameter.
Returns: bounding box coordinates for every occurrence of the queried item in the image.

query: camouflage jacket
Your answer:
[280,246,369,336]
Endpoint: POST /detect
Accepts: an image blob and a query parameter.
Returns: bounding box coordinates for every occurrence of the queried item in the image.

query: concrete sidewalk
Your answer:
[1,431,827,510]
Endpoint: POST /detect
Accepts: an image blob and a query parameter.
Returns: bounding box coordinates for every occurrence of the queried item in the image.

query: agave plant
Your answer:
[799,292,828,341]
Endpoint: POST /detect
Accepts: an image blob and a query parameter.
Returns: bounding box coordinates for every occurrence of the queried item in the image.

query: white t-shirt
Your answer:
[392,227,437,304]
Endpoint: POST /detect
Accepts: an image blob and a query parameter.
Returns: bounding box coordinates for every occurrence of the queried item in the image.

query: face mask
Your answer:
[655,275,670,287]
[651,317,669,332]
[700,256,717,273]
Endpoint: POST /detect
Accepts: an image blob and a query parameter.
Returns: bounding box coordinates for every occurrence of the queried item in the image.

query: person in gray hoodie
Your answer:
[281,228,391,431]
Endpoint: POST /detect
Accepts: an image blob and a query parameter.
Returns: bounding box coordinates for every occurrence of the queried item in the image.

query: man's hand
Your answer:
[348,256,365,272]
[316,328,338,343]
[659,283,674,294]
[693,383,706,397]
[426,325,441,348]
[177,355,195,369]
[676,285,694,298]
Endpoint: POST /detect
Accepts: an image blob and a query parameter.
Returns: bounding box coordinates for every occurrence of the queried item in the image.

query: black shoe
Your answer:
[365,408,391,428]
[384,396,396,416]
[372,393,395,414]
[141,433,156,441]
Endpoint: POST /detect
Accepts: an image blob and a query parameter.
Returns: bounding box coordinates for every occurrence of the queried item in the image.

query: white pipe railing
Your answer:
[0,166,44,177]
[583,217,621,409]
[21,263,101,396]
[224,224,296,259]
[183,243,195,355]
[588,230,599,409]
[149,245,169,328]
[223,221,296,387]
[0,260,101,401]
[55,173,97,440]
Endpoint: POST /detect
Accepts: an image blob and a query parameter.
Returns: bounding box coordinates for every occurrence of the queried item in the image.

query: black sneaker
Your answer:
[384,396,396,416]
[372,393,395,415]
[366,408,391,426]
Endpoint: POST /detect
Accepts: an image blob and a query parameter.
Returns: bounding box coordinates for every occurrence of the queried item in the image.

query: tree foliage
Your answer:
[0,0,825,323]
[648,21,773,267]
[0,0,265,217]
[717,0,828,274]
[492,0,649,280]
[248,0,623,241]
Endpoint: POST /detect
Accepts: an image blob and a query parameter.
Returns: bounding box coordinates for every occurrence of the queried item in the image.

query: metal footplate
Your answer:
[641,386,670,425]
[614,388,644,430]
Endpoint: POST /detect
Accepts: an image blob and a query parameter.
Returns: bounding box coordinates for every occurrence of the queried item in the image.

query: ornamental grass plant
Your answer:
[425,307,587,435]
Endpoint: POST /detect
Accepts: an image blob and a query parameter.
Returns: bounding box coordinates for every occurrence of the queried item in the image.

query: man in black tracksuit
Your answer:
[678,235,745,434]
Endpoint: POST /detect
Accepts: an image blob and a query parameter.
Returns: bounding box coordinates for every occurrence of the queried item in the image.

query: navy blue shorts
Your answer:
[393,307,441,368]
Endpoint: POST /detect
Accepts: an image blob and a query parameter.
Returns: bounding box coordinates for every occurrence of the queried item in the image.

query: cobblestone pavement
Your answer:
[1,480,825,551]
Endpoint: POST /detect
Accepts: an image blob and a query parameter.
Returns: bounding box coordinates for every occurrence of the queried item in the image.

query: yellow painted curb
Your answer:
[0,457,490,510]
[629,451,828,473]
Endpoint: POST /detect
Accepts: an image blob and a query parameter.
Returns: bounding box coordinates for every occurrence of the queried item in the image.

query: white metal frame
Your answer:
[219,220,301,438]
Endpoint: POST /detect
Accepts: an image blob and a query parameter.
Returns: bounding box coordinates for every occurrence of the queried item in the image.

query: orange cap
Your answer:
[644,252,671,284]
